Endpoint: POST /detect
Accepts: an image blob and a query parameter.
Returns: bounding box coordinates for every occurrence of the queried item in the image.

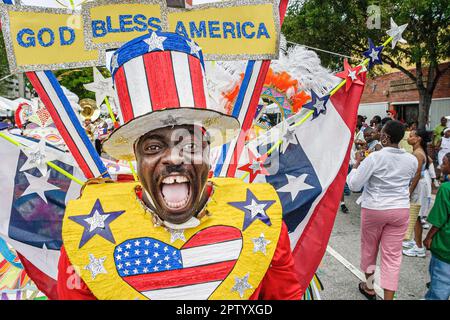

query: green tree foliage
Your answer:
[282,0,450,129]
[0,29,11,97]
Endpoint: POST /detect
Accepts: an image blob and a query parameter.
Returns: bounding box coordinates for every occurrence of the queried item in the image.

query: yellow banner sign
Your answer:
[0,5,102,73]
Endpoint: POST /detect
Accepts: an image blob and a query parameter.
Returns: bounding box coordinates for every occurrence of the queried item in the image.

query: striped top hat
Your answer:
[102,31,240,160]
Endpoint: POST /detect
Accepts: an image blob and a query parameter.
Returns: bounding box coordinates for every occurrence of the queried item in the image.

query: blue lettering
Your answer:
[208,21,221,38]
[257,23,270,39]
[222,22,236,39]
[37,28,55,47]
[189,21,207,38]
[59,26,75,46]
[175,21,189,38]
[148,17,162,32]
[119,15,134,33]
[106,16,120,33]
[92,20,107,38]
[236,22,242,38]
[242,22,255,39]
[17,28,35,48]
[133,14,147,32]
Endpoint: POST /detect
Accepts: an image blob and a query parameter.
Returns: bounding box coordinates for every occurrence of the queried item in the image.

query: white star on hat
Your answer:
[145,32,167,52]
[186,39,201,57]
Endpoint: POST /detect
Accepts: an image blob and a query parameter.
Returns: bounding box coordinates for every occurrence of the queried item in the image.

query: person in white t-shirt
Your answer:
[347,120,418,300]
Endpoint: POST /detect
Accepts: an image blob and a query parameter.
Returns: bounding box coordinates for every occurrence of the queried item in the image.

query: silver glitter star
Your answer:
[110,54,119,73]
[231,273,252,298]
[84,254,107,280]
[386,18,408,49]
[249,161,263,174]
[84,210,110,232]
[186,39,201,57]
[244,199,268,219]
[145,32,167,52]
[281,127,298,153]
[168,228,186,244]
[20,139,58,176]
[252,233,271,255]
[84,68,115,107]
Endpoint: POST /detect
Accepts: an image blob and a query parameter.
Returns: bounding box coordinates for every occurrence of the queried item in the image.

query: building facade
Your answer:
[358,62,450,129]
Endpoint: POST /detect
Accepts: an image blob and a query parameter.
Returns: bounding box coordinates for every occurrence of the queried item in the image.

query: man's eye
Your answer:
[145,145,161,152]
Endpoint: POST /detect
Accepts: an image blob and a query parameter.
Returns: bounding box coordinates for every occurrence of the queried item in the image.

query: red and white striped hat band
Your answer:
[103,32,240,160]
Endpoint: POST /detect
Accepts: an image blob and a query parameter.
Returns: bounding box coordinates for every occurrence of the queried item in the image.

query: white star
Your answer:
[386,18,408,49]
[244,199,268,219]
[84,210,109,232]
[134,240,141,246]
[144,249,149,255]
[110,54,119,73]
[20,172,60,204]
[348,70,358,81]
[125,262,130,267]
[144,32,167,52]
[124,251,129,257]
[277,174,314,201]
[249,161,263,174]
[117,247,122,253]
[281,127,299,153]
[153,266,159,271]
[133,268,138,274]
[134,249,140,255]
[153,252,159,258]
[144,240,150,246]
[164,255,170,261]
[252,233,271,255]
[154,243,160,248]
[115,254,121,261]
[20,139,58,177]
[125,243,131,249]
[168,228,186,244]
[369,48,380,62]
[118,263,123,269]
[83,67,115,108]
[186,39,201,57]
[146,258,152,264]
[135,259,141,266]
[231,273,253,298]
[143,267,148,273]
[165,264,171,269]
[124,270,129,275]
[84,254,107,280]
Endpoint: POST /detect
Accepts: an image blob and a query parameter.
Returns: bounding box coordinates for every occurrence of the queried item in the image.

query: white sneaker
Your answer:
[402,240,416,249]
[403,245,426,257]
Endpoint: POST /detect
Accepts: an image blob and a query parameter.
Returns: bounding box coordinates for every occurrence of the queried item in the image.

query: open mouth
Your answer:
[158,174,192,212]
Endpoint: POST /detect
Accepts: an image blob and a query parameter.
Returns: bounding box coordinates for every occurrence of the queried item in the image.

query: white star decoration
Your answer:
[145,32,167,52]
[369,48,380,62]
[84,67,115,108]
[21,171,60,204]
[168,228,186,244]
[252,233,271,255]
[84,254,107,280]
[244,199,269,219]
[281,127,299,154]
[231,273,253,298]
[20,139,57,177]
[386,18,408,49]
[348,70,358,81]
[277,174,314,201]
[249,160,263,174]
[314,99,327,113]
[110,54,119,73]
[84,210,110,232]
[187,39,201,57]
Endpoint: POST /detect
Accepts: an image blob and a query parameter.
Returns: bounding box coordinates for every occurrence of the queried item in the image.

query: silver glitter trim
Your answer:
[82,0,168,51]
[166,0,280,61]
[0,4,103,73]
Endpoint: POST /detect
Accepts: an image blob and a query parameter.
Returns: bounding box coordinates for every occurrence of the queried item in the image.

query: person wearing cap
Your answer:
[386,109,397,120]
[57,32,302,300]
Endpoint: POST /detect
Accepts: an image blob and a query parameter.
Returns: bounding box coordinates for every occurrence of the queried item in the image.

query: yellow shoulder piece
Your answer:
[63,179,282,300]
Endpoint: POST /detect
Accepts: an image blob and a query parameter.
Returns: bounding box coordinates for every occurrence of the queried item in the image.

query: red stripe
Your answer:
[0,259,7,269]
[182,226,242,249]
[123,260,236,292]
[25,72,94,179]
[226,62,271,177]
[144,51,179,110]
[188,55,207,109]
[291,78,365,296]
[114,67,135,123]
[17,253,58,300]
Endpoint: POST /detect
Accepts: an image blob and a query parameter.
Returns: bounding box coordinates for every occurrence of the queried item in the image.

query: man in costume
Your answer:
[57,31,302,300]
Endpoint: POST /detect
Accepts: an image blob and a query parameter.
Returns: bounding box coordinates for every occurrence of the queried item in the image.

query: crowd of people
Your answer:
[345,111,450,300]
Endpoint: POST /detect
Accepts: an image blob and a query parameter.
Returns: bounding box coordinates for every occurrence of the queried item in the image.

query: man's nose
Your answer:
[162,147,184,166]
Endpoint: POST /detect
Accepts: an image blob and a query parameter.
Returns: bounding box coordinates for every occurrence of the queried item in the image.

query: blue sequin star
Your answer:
[303,90,329,120]
[69,199,125,248]
[363,38,384,70]
[228,189,274,231]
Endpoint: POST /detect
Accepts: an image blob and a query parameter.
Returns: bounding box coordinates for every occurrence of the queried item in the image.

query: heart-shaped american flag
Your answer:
[114,226,243,300]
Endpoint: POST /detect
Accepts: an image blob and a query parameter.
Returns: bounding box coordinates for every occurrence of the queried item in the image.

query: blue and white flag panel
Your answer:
[234,98,352,249]
[0,134,85,282]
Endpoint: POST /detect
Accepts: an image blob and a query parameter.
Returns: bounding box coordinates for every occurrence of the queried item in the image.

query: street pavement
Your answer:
[318,192,431,300]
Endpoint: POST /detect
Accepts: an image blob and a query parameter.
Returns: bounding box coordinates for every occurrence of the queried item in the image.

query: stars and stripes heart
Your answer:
[114,226,243,300]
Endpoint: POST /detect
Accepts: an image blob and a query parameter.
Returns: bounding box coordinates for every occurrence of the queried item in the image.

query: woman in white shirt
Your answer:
[347,120,418,300]
[437,128,450,167]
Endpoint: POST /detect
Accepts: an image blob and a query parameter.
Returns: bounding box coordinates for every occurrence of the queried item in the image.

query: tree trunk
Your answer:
[417,89,432,130]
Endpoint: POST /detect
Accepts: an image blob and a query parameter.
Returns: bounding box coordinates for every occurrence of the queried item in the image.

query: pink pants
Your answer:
[360,207,409,291]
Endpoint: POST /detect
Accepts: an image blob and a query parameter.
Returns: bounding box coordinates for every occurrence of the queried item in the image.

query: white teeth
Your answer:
[164,197,189,209]
[162,175,189,184]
